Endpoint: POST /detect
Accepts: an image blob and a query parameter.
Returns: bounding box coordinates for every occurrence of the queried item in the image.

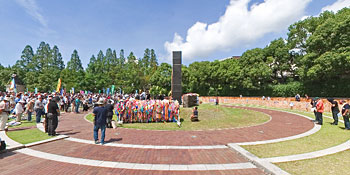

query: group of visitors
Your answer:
[0,91,88,134]
[325,98,350,130]
[0,91,180,145]
[310,97,350,130]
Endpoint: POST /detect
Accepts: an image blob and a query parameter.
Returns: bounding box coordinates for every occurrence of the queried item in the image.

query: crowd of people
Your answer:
[0,91,181,132]
[0,91,181,146]
[1,90,349,148]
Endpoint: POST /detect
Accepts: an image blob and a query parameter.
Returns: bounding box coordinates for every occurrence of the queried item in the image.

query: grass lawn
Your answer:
[224,103,350,174]
[242,116,350,158]
[6,128,52,144]
[7,114,36,129]
[276,150,350,175]
[86,114,94,123]
[86,103,270,131]
[229,104,350,157]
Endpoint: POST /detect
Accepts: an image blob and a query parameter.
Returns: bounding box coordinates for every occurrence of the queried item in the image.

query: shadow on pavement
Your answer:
[106,138,123,143]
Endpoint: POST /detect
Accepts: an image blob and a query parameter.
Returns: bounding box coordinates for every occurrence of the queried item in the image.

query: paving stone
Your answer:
[151,164,170,170]
[54,107,314,146]
[2,107,315,174]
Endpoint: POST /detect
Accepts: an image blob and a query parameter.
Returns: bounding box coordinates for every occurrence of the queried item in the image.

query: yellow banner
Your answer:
[56,78,61,92]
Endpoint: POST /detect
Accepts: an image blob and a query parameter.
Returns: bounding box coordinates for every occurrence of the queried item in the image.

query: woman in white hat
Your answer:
[15,100,25,123]
[0,96,11,131]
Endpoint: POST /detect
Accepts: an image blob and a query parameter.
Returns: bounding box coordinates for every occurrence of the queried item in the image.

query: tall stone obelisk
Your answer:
[172,51,182,104]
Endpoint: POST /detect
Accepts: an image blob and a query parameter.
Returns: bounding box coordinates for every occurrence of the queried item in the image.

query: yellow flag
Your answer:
[56,78,61,92]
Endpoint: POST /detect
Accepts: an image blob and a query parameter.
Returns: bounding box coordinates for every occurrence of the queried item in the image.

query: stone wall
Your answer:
[199,96,349,112]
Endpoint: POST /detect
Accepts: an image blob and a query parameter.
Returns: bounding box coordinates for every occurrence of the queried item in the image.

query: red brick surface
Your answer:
[0,106,311,175]
[0,152,266,175]
[55,106,314,146]
[30,140,247,164]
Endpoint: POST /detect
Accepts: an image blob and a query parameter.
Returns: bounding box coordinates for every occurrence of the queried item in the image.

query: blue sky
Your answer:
[0,0,348,67]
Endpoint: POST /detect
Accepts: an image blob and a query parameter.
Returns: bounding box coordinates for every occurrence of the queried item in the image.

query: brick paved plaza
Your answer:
[0,106,317,174]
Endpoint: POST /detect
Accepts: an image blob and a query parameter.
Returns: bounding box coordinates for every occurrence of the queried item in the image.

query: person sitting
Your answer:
[191,106,199,122]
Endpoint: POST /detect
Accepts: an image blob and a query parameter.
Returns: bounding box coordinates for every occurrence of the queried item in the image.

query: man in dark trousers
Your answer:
[105,100,114,128]
[311,98,318,122]
[47,96,60,136]
[93,99,107,145]
[342,100,350,130]
[327,98,340,125]
[315,98,324,125]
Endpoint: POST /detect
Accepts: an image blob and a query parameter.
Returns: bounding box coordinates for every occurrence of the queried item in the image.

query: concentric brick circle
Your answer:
[0,106,316,175]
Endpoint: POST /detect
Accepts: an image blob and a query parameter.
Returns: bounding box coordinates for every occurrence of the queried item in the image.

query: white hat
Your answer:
[3,97,10,101]
[19,100,25,103]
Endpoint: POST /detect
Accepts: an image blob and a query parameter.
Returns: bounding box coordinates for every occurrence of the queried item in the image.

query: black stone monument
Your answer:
[172,51,182,104]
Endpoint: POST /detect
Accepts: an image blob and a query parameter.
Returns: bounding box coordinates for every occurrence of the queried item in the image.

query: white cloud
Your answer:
[15,0,56,36]
[15,0,48,27]
[164,0,312,61]
[322,0,350,13]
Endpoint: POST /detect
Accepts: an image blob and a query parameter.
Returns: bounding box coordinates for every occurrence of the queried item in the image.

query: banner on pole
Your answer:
[56,78,61,92]
[111,85,115,94]
[9,77,16,93]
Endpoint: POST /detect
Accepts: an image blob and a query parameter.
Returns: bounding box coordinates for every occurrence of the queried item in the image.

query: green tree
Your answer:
[61,50,85,91]
[264,38,294,83]
[239,48,272,91]
[150,63,172,93]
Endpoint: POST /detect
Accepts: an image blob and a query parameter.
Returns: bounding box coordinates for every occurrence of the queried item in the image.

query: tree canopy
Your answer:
[1,8,350,97]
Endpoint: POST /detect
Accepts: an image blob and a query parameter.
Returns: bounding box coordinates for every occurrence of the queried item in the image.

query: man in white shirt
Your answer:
[15,100,25,122]
[0,97,11,131]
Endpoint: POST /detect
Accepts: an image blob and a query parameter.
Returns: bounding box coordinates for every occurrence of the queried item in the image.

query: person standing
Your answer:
[105,100,114,128]
[328,98,340,125]
[34,96,44,123]
[310,98,318,122]
[75,97,81,113]
[316,98,324,125]
[71,96,76,113]
[92,99,107,145]
[15,100,25,122]
[26,99,35,122]
[341,100,350,130]
[47,97,60,136]
[0,96,10,131]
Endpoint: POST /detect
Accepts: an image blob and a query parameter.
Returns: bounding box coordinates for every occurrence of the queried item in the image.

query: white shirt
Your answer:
[0,101,9,112]
[15,103,24,114]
